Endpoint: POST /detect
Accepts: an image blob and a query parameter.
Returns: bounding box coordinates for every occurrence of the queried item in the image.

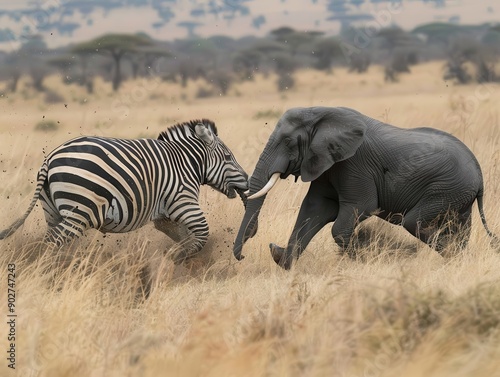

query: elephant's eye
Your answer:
[284,137,292,146]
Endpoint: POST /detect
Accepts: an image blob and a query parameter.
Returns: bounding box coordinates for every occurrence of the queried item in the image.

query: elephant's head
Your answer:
[233,106,367,260]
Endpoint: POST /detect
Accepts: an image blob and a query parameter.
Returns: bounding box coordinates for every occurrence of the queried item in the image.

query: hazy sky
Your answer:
[0,0,497,49]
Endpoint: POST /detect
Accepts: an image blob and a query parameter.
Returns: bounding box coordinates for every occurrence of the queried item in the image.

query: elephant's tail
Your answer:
[476,190,499,247]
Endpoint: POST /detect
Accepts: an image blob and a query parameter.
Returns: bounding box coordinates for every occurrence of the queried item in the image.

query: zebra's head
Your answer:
[193,121,249,199]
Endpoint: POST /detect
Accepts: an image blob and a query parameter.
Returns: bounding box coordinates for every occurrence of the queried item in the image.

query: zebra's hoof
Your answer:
[172,250,190,265]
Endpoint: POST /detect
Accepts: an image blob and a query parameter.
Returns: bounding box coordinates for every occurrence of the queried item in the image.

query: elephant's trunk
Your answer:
[233,160,273,260]
[233,193,265,260]
[233,140,288,260]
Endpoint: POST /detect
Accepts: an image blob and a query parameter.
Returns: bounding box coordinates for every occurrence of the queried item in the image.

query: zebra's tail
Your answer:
[476,188,500,248]
[0,161,48,240]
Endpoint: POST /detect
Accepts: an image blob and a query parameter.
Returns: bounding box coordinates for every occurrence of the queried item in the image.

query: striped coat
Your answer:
[1,119,248,262]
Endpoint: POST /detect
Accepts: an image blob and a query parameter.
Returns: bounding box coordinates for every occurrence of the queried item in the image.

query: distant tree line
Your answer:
[0,21,499,98]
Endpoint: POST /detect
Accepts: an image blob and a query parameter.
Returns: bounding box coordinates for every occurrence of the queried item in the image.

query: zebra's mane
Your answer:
[157,119,218,142]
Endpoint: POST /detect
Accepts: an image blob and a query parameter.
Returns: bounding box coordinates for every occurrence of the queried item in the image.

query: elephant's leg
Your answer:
[331,205,375,258]
[433,207,472,252]
[272,183,339,270]
[453,208,472,249]
[430,208,472,252]
[403,203,473,253]
[154,215,209,263]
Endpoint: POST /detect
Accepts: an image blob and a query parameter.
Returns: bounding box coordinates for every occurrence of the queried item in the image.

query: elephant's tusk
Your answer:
[243,190,250,195]
[248,173,280,200]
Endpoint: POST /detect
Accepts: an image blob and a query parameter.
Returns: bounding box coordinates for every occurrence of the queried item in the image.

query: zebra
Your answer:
[0,119,248,263]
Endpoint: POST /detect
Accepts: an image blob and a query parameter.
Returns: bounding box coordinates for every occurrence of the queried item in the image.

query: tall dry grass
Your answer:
[1,62,500,376]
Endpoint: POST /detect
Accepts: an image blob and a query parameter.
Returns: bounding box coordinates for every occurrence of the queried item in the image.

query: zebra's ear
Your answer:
[195,123,215,145]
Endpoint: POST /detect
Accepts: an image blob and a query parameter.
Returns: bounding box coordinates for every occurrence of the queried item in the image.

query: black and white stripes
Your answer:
[1,119,248,261]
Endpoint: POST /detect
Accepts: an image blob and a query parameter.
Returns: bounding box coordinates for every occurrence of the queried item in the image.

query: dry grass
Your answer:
[1,62,500,376]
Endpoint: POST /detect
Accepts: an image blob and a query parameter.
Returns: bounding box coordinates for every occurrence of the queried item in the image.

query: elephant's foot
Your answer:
[269,243,284,264]
[346,245,358,260]
[269,243,292,270]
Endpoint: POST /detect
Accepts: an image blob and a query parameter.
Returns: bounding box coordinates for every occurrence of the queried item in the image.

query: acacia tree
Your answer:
[0,54,22,92]
[249,39,286,76]
[16,35,51,91]
[348,51,370,73]
[71,45,96,92]
[444,36,497,84]
[271,26,323,56]
[313,37,342,72]
[50,51,96,93]
[73,33,153,91]
[377,27,421,81]
[232,49,263,80]
[125,45,172,79]
[412,22,464,47]
[272,52,296,91]
[48,54,75,81]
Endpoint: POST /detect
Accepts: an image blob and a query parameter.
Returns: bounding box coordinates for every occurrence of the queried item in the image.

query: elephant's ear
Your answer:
[301,109,367,182]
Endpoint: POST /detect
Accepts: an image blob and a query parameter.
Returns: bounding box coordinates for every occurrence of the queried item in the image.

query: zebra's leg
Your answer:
[43,217,88,247]
[39,188,62,227]
[154,216,209,263]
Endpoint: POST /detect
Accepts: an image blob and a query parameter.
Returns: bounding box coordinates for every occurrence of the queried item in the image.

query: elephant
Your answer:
[233,106,497,269]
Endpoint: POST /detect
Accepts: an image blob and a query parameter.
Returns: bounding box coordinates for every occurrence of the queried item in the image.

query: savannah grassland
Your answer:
[1,62,500,377]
